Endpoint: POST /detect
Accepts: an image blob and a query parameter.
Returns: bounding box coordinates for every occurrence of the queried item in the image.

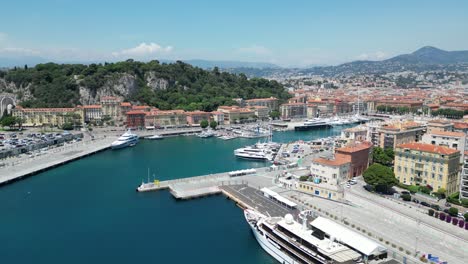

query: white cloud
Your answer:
[356,51,389,61]
[0,47,41,57]
[112,42,173,58]
[237,45,271,55]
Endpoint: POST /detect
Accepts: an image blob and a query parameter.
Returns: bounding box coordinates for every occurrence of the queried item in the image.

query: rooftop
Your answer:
[336,142,372,153]
[431,131,466,137]
[313,156,350,166]
[397,142,460,155]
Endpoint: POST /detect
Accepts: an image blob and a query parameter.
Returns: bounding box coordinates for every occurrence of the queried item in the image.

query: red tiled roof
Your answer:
[336,142,372,153]
[120,102,131,107]
[83,105,101,109]
[431,131,465,137]
[126,110,146,115]
[397,142,459,155]
[313,156,350,166]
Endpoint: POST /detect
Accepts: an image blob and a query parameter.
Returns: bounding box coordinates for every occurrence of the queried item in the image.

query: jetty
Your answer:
[0,137,115,186]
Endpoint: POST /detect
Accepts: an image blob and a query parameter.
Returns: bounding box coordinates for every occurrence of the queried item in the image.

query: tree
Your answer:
[269,110,280,119]
[209,120,218,130]
[363,163,398,193]
[435,188,446,198]
[0,116,17,127]
[384,148,394,160]
[401,194,411,201]
[200,119,209,129]
[62,122,74,130]
[372,147,393,166]
[448,207,458,217]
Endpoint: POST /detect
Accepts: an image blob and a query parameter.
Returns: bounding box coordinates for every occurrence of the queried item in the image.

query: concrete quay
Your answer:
[0,136,115,186]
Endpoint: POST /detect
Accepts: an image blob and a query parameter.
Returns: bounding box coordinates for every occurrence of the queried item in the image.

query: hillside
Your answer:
[0,60,290,111]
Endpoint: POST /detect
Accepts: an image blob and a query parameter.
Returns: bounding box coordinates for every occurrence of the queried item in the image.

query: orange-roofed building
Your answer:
[394,142,460,195]
[185,111,211,126]
[126,110,146,128]
[378,121,425,149]
[100,96,122,121]
[335,142,373,178]
[144,110,187,128]
[11,106,84,127]
[217,106,254,124]
[422,130,466,162]
[298,155,350,201]
[453,121,468,133]
[279,103,307,120]
[83,105,102,122]
[245,97,278,112]
[426,119,454,134]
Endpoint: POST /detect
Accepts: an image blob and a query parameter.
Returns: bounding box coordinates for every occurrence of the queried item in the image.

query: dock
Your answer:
[0,137,115,186]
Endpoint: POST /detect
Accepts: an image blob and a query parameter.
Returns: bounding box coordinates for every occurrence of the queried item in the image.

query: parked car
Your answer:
[401,191,410,195]
[412,198,420,204]
[430,204,440,211]
[363,185,373,192]
[420,201,430,207]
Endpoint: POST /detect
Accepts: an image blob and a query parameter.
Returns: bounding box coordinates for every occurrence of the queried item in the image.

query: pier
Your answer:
[0,137,115,186]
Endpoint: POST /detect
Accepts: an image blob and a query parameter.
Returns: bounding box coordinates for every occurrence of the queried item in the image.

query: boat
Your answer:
[136,168,160,192]
[234,145,273,161]
[147,134,163,140]
[294,118,331,131]
[111,130,139,149]
[244,209,381,264]
[197,130,215,138]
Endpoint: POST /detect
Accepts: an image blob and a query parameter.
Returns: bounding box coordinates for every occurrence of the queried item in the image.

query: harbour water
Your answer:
[0,127,348,264]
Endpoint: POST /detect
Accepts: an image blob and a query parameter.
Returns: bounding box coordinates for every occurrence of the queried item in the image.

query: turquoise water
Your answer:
[0,127,347,264]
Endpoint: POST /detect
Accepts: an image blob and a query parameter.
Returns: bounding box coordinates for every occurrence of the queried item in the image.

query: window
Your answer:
[438,175,443,181]
[397,166,401,172]
[432,173,435,179]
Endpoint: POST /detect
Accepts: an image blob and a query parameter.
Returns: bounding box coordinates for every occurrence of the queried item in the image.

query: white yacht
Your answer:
[197,130,215,138]
[147,134,163,140]
[234,146,272,161]
[111,130,139,149]
[244,209,388,264]
[295,118,331,131]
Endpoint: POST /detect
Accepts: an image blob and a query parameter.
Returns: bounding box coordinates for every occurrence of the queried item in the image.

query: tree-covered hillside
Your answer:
[0,60,291,111]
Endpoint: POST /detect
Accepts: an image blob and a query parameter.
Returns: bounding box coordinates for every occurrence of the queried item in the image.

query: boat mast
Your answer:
[147,168,150,183]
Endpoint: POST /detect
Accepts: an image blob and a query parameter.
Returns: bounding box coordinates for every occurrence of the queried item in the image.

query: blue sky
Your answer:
[0,0,467,66]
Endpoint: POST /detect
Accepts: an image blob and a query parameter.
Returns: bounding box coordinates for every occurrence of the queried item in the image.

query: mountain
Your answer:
[386,46,468,64]
[228,46,468,77]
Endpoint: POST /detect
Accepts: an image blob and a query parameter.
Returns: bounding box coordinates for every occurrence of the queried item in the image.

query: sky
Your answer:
[0,0,467,67]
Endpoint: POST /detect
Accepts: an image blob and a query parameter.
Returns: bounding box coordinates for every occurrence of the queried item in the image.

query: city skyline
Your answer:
[1,0,468,67]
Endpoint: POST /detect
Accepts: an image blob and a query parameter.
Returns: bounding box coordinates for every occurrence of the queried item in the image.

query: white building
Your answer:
[422,131,466,162]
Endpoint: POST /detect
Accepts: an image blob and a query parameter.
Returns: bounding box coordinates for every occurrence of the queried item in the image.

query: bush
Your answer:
[420,186,432,194]
[405,250,411,255]
[401,194,411,201]
[464,212,468,220]
[428,209,435,217]
[458,220,465,228]
[452,218,458,225]
[465,222,468,230]
[299,176,309,181]
[448,207,458,217]
[398,247,403,252]
[446,215,452,223]
[439,213,446,221]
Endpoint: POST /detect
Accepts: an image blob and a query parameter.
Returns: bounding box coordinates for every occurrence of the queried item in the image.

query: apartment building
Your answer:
[395,142,461,195]
[279,103,307,120]
[245,97,279,112]
[378,121,425,149]
[422,130,466,162]
[100,96,121,121]
[298,155,350,201]
[12,106,84,127]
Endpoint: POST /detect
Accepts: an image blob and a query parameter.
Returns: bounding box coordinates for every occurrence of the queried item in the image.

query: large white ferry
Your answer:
[244,209,388,264]
[111,130,139,149]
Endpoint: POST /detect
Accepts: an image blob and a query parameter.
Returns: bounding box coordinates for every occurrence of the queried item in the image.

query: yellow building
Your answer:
[100,96,122,121]
[12,106,84,127]
[144,110,187,128]
[217,106,255,124]
[394,142,461,195]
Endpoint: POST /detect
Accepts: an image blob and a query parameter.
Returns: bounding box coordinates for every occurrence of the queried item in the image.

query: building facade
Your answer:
[12,106,84,127]
[185,111,211,126]
[100,96,121,121]
[394,143,461,195]
[244,97,279,112]
[378,122,425,149]
[83,105,102,123]
[422,131,466,162]
[280,103,307,120]
[335,142,372,178]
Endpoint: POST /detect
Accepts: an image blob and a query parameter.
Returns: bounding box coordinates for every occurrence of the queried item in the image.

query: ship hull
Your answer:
[294,124,331,131]
[248,223,295,264]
